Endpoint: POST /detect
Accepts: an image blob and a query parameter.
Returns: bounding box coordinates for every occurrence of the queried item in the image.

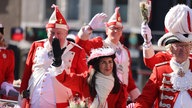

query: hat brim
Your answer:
[87,47,116,65]
[158,32,192,46]
[88,54,116,66]
[105,22,122,27]
[46,23,69,30]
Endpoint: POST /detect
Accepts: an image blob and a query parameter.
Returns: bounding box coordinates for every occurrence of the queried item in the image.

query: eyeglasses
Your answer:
[107,27,122,31]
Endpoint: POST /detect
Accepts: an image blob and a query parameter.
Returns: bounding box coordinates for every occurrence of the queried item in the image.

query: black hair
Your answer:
[0,28,4,35]
[87,56,121,97]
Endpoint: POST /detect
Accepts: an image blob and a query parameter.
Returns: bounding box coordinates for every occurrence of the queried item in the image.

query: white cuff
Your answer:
[143,41,152,49]
[142,42,155,58]
[77,26,92,40]
[49,62,65,76]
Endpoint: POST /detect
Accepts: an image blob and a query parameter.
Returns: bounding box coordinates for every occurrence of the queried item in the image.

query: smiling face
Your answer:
[99,57,114,76]
[47,28,68,48]
[106,25,123,44]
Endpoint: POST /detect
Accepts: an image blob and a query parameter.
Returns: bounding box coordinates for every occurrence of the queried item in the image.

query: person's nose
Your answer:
[111,29,118,32]
[113,30,118,32]
[106,63,112,68]
[53,34,59,39]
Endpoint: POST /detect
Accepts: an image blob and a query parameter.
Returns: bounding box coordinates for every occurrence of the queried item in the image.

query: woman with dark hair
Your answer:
[87,47,120,96]
[56,47,127,108]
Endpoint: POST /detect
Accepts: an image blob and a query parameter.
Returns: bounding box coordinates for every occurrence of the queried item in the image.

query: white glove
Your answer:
[88,13,107,30]
[77,25,92,40]
[141,22,152,43]
[127,103,135,108]
[1,82,18,96]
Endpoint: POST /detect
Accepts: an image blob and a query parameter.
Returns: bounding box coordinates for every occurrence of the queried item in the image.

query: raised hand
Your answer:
[52,38,62,67]
[141,22,152,43]
[88,13,107,30]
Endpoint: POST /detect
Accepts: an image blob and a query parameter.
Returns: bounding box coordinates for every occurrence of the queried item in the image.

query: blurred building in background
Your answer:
[0,0,191,89]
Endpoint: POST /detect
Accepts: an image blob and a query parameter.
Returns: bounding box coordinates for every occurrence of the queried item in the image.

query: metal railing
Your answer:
[0,89,19,108]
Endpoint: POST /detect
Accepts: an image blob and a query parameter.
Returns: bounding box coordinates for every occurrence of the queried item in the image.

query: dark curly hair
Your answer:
[87,56,121,97]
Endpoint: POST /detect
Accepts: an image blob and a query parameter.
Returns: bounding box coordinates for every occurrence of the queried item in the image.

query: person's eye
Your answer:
[102,62,105,64]
[50,32,54,35]
[100,61,104,64]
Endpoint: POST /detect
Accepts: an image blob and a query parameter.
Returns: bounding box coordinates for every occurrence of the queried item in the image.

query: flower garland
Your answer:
[69,95,91,108]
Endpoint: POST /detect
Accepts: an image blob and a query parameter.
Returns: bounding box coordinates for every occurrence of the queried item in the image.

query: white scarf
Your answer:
[170,58,192,91]
[90,72,114,108]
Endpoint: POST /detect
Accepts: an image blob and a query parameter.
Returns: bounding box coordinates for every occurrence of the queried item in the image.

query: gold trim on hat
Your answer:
[2,53,6,59]
[59,19,63,24]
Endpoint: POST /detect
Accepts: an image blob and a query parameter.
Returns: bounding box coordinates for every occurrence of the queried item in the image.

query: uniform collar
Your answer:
[104,38,122,49]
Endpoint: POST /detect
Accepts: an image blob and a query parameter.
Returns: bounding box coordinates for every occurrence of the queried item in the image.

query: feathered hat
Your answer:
[164,4,192,34]
[46,4,69,30]
[106,7,122,27]
[87,47,116,65]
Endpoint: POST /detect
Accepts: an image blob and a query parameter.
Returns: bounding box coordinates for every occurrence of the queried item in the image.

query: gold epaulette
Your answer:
[155,61,168,67]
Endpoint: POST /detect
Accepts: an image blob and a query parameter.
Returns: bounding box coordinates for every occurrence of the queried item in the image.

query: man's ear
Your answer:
[105,28,109,36]
[168,44,174,54]
[190,42,192,50]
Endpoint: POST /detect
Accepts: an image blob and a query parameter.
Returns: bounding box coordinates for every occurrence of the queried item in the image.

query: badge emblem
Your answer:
[177,68,185,77]
[2,53,6,59]
[48,51,53,58]
[116,48,121,55]
[117,64,123,73]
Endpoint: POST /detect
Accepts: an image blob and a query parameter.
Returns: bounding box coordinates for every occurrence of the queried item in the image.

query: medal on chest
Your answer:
[117,64,123,73]
[177,68,185,77]
[116,48,121,55]
[2,53,6,59]
[48,50,53,58]
[115,49,123,73]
